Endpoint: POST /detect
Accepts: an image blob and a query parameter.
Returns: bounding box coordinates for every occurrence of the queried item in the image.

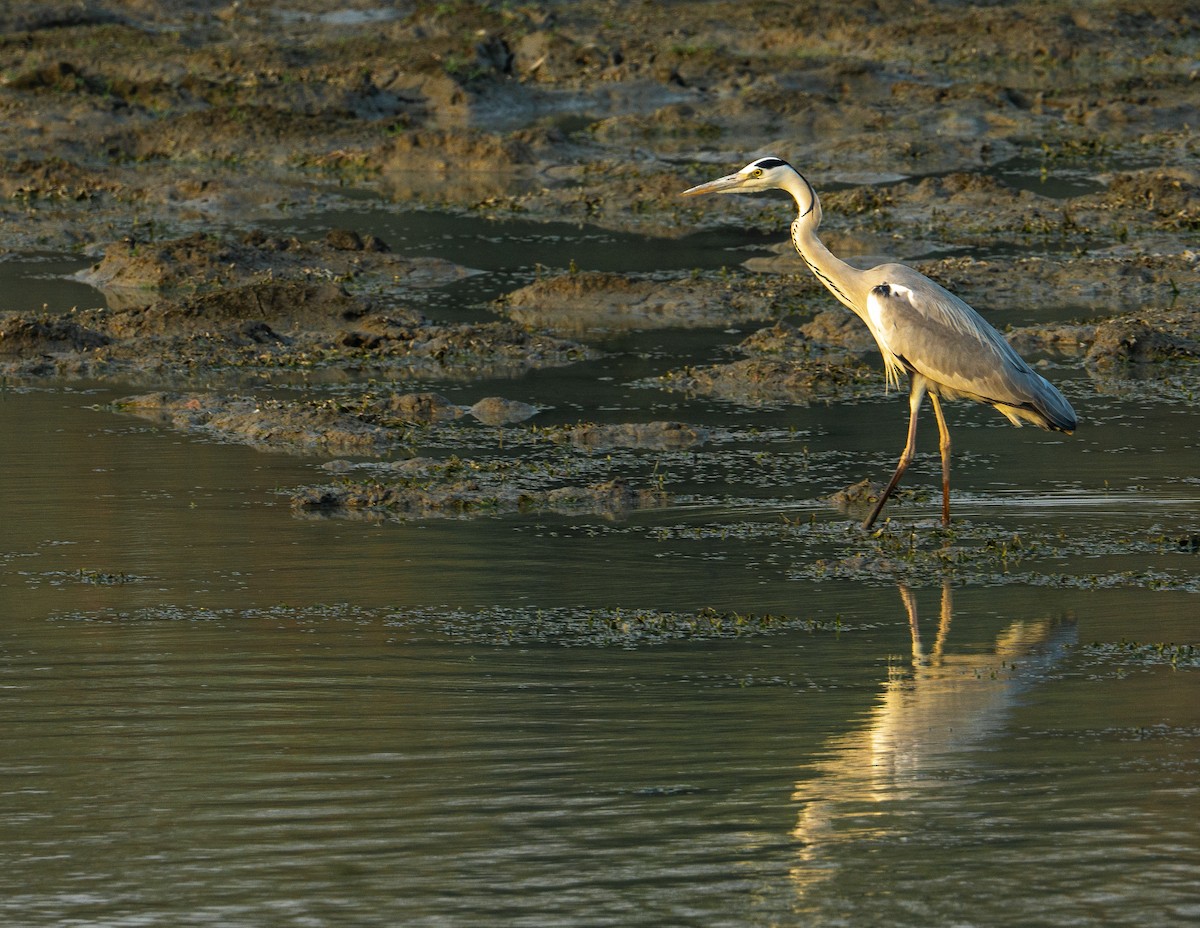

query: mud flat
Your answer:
[0,1,1197,527]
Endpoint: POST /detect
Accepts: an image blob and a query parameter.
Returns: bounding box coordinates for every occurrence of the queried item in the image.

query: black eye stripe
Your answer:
[753,157,790,170]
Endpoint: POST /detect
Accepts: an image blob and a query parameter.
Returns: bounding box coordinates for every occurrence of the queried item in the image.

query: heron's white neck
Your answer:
[782,171,869,320]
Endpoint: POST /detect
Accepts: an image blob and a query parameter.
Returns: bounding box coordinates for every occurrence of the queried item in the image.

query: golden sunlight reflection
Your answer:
[788,582,1075,900]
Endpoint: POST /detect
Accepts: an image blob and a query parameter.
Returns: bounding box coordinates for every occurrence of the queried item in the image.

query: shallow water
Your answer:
[1,198,1198,927]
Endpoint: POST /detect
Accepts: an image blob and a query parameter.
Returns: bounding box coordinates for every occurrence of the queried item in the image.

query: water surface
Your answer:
[1,198,1198,927]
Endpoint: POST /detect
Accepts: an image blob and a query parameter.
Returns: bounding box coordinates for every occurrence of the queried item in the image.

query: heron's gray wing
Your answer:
[866,267,1075,428]
[866,268,1029,396]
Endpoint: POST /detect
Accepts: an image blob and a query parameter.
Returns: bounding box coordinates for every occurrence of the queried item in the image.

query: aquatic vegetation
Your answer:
[642,512,1200,593]
[387,604,853,648]
[1075,639,1200,671]
[19,568,147,589]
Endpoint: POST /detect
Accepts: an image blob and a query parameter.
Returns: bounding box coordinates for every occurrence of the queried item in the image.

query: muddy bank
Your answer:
[0,0,1198,535]
[115,390,408,455]
[0,0,1196,247]
[0,231,590,380]
[495,269,781,336]
[5,228,1192,384]
[657,317,879,407]
[76,229,468,308]
[0,286,590,381]
[2,0,1196,307]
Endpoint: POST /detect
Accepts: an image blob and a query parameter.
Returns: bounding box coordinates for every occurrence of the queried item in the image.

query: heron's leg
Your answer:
[933,580,952,662]
[929,392,952,527]
[898,584,923,666]
[863,380,926,529]
[899,581,952,667]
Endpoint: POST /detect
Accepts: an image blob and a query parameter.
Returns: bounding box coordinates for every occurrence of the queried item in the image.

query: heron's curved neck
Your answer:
[784,172,868,318]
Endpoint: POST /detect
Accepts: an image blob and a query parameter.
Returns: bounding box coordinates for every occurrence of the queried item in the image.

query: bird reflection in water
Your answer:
[788,582,1074,899]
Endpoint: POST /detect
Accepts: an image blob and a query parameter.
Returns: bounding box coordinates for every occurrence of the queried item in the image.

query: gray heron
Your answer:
[682,157,1077,528]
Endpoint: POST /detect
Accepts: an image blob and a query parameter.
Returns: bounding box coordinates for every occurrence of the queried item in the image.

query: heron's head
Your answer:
[680,157,799,197]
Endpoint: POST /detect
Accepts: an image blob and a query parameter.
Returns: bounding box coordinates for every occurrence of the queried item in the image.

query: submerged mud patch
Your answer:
[292,452,670,521]
[104,391,701,519]
[388,604,854,649]
[1074,639,1200,672]
[112,388,547,454]
[114,391,408,455]
[636,511,1200,594]
[550,420,710,451]
[51,600,859,650]
[293,473,667,521]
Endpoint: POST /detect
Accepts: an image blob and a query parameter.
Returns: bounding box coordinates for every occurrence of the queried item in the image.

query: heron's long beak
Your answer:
[680,172,745,197]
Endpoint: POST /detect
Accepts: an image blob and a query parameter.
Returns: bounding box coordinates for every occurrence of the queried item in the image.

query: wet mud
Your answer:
[496,270,780,335]
[2,230,588,380]
[1,1,1198,547]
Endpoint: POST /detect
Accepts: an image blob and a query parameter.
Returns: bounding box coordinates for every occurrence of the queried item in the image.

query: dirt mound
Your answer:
[386,392,464,424]
[468,397,539,425]
[498,271,779,335]
[1086,318,1200,367]
[0,157,126,203]
[96,279,371,339]
[795,313,877,355]
[658,317,879,406]
[367,128,539,174]
[77,231,476,306]
[0,315,109,357]
[0,273,590,381]
[1101,170,1200,228]
[661,356,877,407]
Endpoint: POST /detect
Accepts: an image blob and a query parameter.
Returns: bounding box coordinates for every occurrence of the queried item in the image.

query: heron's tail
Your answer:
[1032,375,1077,433]
[1016,373,1077,432]
[994,372,1076,433]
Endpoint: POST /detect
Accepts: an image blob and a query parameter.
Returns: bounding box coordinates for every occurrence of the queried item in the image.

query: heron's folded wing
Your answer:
[868,271,1041,407]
